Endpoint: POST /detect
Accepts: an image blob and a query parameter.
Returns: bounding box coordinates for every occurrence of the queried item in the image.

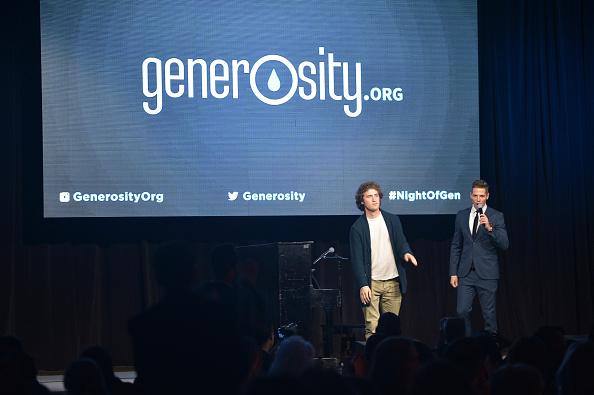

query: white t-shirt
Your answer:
[368,213,399,280]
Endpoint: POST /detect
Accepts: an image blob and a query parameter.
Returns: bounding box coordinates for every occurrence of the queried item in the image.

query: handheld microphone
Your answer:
[312,247,335,265]
[477,204,484,225]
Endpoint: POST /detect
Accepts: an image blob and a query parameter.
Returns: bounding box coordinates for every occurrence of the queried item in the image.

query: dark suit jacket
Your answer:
[449,206,509,280]
[350,209,413,306]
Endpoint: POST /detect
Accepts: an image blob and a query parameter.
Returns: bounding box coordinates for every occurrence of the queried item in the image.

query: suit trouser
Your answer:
[362,278,402,339]
[457,269,498,335]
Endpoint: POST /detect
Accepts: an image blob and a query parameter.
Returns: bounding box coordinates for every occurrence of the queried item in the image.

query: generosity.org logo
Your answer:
[228,191,305,202]
[59,191,164,203]
[142,47,403,118]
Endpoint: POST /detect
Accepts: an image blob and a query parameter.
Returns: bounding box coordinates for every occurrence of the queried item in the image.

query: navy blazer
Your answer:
[449,206,509,280]
[349,209,413,306]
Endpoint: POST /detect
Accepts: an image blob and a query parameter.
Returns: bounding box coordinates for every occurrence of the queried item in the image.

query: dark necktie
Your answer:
[472,211,479,238]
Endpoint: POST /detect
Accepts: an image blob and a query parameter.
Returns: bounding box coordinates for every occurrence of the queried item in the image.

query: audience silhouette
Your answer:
[534,325,567,379]
[471,329,502,380]
[267,335,315,377]
[368,336,420,395]
[490,363,544,395]
[0,334,24,357]
[2,245,592,395]
[556,341,594,395]
[194,243,239,305]
[374,312,402,337]
[63,358,109,395]
[3,315,593,395]
[127,241,242,394]
[434,316,466,356]
[195,243,270,344]
[443,337,490,395]
[411,359,474,395]
[79,346,135,395]
[0,346,50,394]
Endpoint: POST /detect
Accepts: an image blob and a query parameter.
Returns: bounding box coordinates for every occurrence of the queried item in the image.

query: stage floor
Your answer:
[38,369,136,393]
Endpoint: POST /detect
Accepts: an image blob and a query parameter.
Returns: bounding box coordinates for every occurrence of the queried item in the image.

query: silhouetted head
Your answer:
[80,346,115,381]
[0,349,39,392]
[556,342,594,395]
[490,363,544,395]
[471,330,502,380]
[412,359,474,395]
[0,334,23,358]
[153,241,196,292]
[505,336,549,374]
[301,366,356,395]
[210,243,238,282]
[445,317,466,344]
[533,325,566,360]
[471,330,501,364]
[364,333,388,363]
[412,339,437,366]
[243,375,307,395]
[268,335,315,376]
[63,358,108,395]
[443,337,484,381]
[369,337,420,394]
[376,312,402,336]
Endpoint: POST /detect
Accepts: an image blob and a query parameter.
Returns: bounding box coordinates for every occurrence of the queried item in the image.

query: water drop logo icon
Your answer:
[268,69,280,92]
[250,55,298,105]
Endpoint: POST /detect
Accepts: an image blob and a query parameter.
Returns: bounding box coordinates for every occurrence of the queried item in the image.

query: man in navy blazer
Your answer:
[350,181,418,339]
[450,180,509,335]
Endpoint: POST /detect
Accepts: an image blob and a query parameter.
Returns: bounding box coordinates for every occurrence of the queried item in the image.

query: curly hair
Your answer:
[355,181,383,211]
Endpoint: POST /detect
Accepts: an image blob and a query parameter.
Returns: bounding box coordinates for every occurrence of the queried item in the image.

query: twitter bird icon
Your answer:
[228,191,239,201]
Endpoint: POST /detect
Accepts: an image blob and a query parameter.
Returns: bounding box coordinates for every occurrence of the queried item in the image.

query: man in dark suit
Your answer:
[450,180,509,335]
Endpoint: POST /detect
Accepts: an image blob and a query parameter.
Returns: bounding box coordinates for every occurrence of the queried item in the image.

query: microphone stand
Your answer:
[311,267,321,289]
[325,256,348,339]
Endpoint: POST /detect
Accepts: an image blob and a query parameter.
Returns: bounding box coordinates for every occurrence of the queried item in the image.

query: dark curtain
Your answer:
[479,0,594,335]
[1,0,593,370]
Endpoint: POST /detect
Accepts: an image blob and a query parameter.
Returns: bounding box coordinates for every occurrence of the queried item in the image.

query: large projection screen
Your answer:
[41,0,479,218]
